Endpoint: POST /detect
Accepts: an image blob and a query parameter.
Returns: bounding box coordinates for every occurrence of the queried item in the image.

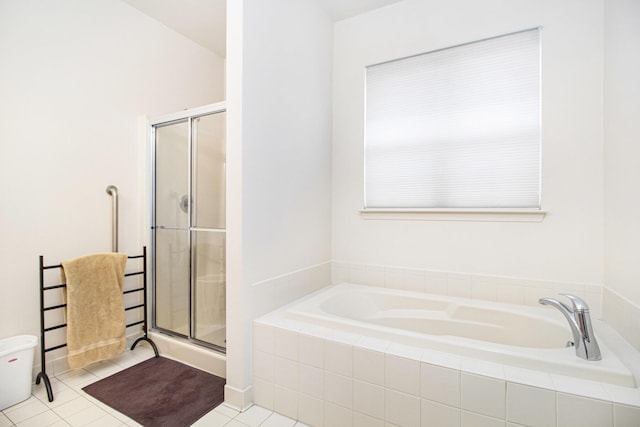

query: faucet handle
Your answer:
[560,293,590,312]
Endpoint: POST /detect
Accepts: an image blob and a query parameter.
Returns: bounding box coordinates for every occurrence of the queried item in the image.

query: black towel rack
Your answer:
[35,246,158,402]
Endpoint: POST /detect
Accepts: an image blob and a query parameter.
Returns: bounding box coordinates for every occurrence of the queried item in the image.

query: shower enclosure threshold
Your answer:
[148,331,226,378]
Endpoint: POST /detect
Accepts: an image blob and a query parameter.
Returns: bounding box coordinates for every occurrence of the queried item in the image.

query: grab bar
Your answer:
[106,185,118,252]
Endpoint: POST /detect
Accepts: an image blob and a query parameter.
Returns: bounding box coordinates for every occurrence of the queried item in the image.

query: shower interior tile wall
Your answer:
[332,261,604,318]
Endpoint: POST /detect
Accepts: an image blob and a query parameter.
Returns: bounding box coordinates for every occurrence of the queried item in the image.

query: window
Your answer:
[365,28,541,210]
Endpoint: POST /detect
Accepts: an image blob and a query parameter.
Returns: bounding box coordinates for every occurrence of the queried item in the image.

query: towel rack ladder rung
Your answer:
[126,320,144,328]
[44,343,67,353]
[44,323,67,333]
[43,303,67,312]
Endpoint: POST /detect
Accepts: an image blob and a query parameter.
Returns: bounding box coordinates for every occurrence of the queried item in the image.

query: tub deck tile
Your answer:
[460,357,505,380]
[421,348,462,370]
[552,374,612,402]
[604,383,640,407]
[504,365,554,390]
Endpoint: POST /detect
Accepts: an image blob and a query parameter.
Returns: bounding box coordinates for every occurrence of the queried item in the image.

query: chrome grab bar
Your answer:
[106,185,118,252]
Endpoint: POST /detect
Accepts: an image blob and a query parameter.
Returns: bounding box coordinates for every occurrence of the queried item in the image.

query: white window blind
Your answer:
[365,29,541,210]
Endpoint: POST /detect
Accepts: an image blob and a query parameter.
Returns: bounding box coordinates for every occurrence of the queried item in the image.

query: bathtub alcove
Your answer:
[253,283,640,426]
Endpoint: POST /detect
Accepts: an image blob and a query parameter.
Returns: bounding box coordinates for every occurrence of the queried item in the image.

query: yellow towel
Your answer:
[61,253,128,369]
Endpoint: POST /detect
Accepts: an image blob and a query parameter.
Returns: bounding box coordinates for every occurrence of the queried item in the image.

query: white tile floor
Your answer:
[0,347,306,427]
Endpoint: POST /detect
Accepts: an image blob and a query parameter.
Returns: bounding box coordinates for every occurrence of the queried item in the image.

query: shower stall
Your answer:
[150,103,226,352]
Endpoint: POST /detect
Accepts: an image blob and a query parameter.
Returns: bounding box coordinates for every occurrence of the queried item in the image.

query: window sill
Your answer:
[360,208,546,222]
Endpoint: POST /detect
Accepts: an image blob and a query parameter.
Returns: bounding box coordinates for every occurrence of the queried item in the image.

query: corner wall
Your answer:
[332,0,604,289]
[0,0,224,349]
[225,0,333,410]
[603,0,640,350]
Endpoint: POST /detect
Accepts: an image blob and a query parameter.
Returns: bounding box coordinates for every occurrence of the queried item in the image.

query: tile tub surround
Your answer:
[253,315,640,426]
[604,288,640,353]
[332,262,605,318]
[332,261,640,354]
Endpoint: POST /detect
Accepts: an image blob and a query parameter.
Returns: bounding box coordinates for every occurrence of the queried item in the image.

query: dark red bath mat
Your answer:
[83,356,225,426]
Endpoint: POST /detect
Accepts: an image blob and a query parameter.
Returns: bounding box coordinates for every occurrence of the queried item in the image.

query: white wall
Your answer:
[332,0,605,286]
[0,0,224,346]
[603,0,640,349]
[241,1,333,287]
[226,0,333,410]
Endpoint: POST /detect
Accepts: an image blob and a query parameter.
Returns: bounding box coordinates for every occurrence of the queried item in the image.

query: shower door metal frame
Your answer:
[149,101,226,353]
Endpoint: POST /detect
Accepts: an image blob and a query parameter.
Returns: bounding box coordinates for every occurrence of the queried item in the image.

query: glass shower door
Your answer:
[154,120,190,337]
[152,107,226,351]
[191,112,226,348]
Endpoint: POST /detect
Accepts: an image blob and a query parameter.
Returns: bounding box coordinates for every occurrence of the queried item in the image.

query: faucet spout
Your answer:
[539,297,582,346]
[539,294,601,361]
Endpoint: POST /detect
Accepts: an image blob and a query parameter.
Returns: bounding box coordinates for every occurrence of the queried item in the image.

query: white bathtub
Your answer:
[253,283,640,426]
[281,283,635,387]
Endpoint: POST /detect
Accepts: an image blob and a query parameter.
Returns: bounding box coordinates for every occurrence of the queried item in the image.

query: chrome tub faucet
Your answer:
[539,294,601,361]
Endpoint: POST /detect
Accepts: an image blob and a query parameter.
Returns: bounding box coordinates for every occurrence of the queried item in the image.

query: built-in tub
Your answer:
[282,283,635,387]
[253,283,640,426]
[252,284,640,427]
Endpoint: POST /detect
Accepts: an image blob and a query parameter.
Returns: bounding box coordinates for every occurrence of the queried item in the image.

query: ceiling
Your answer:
[121,0,404,58]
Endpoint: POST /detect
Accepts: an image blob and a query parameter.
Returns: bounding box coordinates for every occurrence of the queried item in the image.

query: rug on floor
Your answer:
[83,356,225,427]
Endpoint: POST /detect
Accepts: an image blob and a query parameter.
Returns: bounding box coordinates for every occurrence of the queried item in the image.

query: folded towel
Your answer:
[61,253,128,369]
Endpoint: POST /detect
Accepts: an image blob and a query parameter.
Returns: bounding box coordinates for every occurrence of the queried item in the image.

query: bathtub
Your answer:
[282,283,635,387]
[252,283,640,427]
[253,283,640,426]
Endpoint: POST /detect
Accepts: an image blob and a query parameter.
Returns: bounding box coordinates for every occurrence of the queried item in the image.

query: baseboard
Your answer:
[223,384,253,412]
